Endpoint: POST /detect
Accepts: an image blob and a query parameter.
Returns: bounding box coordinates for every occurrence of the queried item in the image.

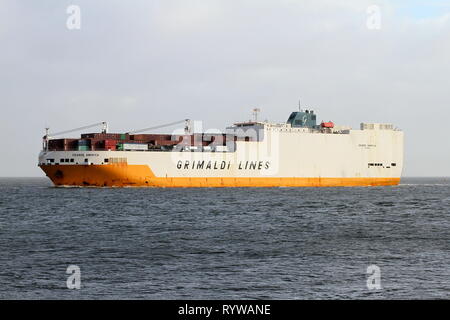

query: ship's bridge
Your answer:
[227,121,266,142]
[286,110,317,128]
[226,118,319,144]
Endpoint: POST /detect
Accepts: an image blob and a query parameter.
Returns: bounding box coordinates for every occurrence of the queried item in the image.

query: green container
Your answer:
[120,134,126,140]
[117,143,124,151]
[78,146,90,151]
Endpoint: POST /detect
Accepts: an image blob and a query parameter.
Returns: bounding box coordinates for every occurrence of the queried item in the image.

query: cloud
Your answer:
[151,0,225,33]
[0,0,449,176]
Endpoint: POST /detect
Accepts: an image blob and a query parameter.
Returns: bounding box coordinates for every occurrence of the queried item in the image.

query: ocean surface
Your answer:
[0,177,449,299]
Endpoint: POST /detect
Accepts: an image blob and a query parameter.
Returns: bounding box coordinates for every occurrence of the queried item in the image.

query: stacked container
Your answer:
[117,142,148,151]
[81,133,130,140]
[78,139,91,151]
[48,139,78,151]
[104,139,117,151]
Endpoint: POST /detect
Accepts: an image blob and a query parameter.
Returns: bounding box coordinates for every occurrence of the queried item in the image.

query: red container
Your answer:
[321,121,334,128]
[104,139,117,146]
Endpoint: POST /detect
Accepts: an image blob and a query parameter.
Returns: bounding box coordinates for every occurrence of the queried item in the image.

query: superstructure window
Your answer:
[109,157,127,164]
[60,159,65,163]
[70,159,74,163]
[104,159,109,163]
[368,163,383,167]
[84,158,88,163]
[65,159,70,162]
[391,163,396,166]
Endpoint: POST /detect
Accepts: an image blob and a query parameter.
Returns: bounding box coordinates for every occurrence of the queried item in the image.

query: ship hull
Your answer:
[39,164,400,187]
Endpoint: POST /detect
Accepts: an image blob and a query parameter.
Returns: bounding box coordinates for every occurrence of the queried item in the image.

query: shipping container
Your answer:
[81,133,129,140]
[48,138,78,151]
[78,139,91,146]
[214,145,228,152]
[121,143,148,151]
[104,139,117,146]
[321,121,334,128]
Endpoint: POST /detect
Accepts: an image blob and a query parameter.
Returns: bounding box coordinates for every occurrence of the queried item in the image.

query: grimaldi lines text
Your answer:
[38,109,404,187]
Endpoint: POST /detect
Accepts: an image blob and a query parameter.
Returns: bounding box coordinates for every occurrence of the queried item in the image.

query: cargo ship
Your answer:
[38,109,404,187]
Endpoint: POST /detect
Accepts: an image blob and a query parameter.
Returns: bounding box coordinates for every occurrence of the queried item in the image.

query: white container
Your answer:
[214,145,228,152]
[123,143,148,151]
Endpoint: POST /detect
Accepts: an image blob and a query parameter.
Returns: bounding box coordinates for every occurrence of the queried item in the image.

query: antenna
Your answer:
[44,127,49,151]
[252,108,260,122]
[184,119,192,134]
[102,121,108,134]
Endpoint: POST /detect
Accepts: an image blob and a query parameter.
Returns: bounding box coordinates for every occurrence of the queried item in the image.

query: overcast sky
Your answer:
[1,0,449,177]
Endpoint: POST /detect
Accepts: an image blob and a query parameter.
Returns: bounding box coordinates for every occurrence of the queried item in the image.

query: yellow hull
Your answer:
[40,164,400,187]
